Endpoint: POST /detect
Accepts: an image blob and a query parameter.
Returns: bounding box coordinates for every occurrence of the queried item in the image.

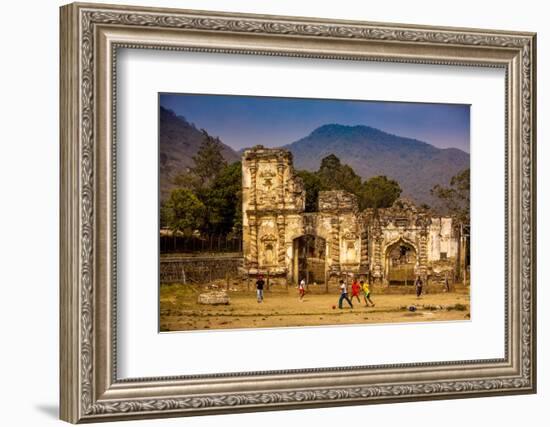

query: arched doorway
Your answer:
[292,235,326,285]
[385,239,417,285]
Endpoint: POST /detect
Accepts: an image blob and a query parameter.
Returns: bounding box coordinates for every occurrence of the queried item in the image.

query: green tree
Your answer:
[317,154,362,197]
[361,175,402,209]
[164,188,206,236]
[199,162,242,235]
[431,168,470,223]
[190,130,227,187]
[172,170,202,192]
[296,170,324,212]
[160,201,169,228]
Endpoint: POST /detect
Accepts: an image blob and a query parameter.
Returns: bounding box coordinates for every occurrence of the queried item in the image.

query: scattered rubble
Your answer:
[401,303,467,312]
[198,291,230,305]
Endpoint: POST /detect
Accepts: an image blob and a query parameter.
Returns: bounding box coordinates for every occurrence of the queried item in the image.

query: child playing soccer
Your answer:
[350,279,361,304]
[338,280,353,309]
[361,280,375,307]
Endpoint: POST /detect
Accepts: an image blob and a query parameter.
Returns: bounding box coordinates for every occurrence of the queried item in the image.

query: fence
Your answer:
[160,256,243,284]
[160,234,242,254]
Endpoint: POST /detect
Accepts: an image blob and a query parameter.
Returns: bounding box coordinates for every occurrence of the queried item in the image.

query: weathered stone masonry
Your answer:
[242,146,464,286]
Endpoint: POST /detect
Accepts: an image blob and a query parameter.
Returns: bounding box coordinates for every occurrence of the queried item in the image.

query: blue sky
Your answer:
[160,93,470,152]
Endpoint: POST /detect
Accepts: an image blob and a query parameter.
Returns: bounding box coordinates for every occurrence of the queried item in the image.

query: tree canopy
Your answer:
[317,154,363,197]
[164,130,241,237]
[199,161,242,235]
[430,168,470,223]
[162,188,205,236]
[296,170,323,212]
[361,175,402,209]
[190,130,227,187]
[296,154,402,211]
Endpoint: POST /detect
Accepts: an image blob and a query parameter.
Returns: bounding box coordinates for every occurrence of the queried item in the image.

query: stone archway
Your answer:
[292,235,327,285]
[384,238,418,285]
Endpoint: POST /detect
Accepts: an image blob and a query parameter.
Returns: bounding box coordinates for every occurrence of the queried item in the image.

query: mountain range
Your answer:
[159,106,239,200]
[160,107,469,207]
[282,124,469,207]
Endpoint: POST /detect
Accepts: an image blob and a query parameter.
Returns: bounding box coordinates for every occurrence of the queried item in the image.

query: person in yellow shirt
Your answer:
[360,280,375,307]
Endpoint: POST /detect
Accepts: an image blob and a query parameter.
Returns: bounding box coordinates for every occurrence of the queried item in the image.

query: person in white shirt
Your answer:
[338,279,353,309]
[298,278,306,301]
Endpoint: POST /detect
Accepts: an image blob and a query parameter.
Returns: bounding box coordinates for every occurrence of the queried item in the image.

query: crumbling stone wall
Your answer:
[364,199,457,284]
[242,146,461,285]
[318,191,362,274]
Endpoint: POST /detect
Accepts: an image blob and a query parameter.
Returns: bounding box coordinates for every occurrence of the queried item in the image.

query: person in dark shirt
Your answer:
[256,275,265,303]
[415,276,423,298]
[444,273,450,292]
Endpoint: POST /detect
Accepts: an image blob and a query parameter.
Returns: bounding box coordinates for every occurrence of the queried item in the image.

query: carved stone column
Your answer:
[276,214,286,269]
[370,220,383,284]
[360,228,369,273]
[419,227,429,280]
[330,217,340,272]
[373,235,384,283]
[277,161,285,209]
[249,214,258,268]
[249,162,257,208]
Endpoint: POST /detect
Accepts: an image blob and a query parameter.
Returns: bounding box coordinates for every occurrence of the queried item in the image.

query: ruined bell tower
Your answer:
[242,146,305,277]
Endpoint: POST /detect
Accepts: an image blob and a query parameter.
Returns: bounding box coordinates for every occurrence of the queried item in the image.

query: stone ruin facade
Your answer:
[242,146,467,286]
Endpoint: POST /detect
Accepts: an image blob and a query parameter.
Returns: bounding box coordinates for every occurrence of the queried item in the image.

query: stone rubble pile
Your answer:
[197,291,230,305]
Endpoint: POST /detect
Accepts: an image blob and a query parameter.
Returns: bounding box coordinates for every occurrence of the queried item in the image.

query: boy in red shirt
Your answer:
[350,278,361,304]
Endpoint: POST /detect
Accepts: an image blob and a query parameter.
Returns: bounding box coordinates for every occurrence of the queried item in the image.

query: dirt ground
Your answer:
[160,284,470,332]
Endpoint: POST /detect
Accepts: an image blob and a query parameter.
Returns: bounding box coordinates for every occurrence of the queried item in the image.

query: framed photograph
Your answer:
[60,2,537,423]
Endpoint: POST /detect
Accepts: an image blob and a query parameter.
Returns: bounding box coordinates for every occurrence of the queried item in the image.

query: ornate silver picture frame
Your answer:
[60,2,536,423]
